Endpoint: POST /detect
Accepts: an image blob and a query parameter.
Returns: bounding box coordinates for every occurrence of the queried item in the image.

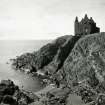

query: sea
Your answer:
[0,40,51,92]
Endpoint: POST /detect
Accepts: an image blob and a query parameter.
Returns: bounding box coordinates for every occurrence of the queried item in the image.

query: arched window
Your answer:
[85,28,88,33]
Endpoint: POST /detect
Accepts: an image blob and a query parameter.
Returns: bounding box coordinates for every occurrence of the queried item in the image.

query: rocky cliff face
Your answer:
[11,32,105,105]
[12,35,72,72]
[42,35,80,75]
[63,32,105,88]
[12,32,105,88]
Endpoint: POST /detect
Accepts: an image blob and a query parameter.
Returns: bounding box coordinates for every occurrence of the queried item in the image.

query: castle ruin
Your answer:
[74,14,100,36]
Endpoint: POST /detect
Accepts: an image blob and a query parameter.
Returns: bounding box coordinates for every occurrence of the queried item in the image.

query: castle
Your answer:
[74,14,100,36]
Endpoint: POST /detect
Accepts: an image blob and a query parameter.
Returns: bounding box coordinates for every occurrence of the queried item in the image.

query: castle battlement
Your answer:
[74,14,100,36]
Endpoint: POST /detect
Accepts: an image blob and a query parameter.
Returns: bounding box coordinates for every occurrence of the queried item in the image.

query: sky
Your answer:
[0,0,105,39]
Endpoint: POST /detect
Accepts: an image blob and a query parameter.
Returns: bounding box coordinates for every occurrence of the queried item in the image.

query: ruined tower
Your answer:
[74,14,100,36]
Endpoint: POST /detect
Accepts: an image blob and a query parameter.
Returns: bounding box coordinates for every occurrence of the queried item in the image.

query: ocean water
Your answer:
[0,40,51,92]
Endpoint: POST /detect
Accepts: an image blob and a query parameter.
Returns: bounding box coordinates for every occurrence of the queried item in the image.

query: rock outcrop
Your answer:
[0,79,38,105]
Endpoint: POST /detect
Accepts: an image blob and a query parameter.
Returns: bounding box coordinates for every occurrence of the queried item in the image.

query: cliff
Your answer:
[11,35,72,72]
[63,32,105,87]
[11,32,105,105]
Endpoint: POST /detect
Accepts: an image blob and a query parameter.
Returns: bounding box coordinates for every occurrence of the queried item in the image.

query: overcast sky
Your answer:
[0,0,105,39]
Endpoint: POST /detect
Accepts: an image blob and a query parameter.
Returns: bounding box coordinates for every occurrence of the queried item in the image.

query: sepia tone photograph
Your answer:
[0,0,105,105]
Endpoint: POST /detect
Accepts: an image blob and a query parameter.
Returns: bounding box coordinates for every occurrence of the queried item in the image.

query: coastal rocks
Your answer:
[75,85,96,103]
[0,79,37,105]
[33,87,70,105]
[2,95,17,105]
[96,94,105,105]
[0,80,18,96]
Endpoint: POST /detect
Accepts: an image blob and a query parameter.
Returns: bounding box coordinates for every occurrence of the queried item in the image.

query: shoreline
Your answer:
[1,62,47,92]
